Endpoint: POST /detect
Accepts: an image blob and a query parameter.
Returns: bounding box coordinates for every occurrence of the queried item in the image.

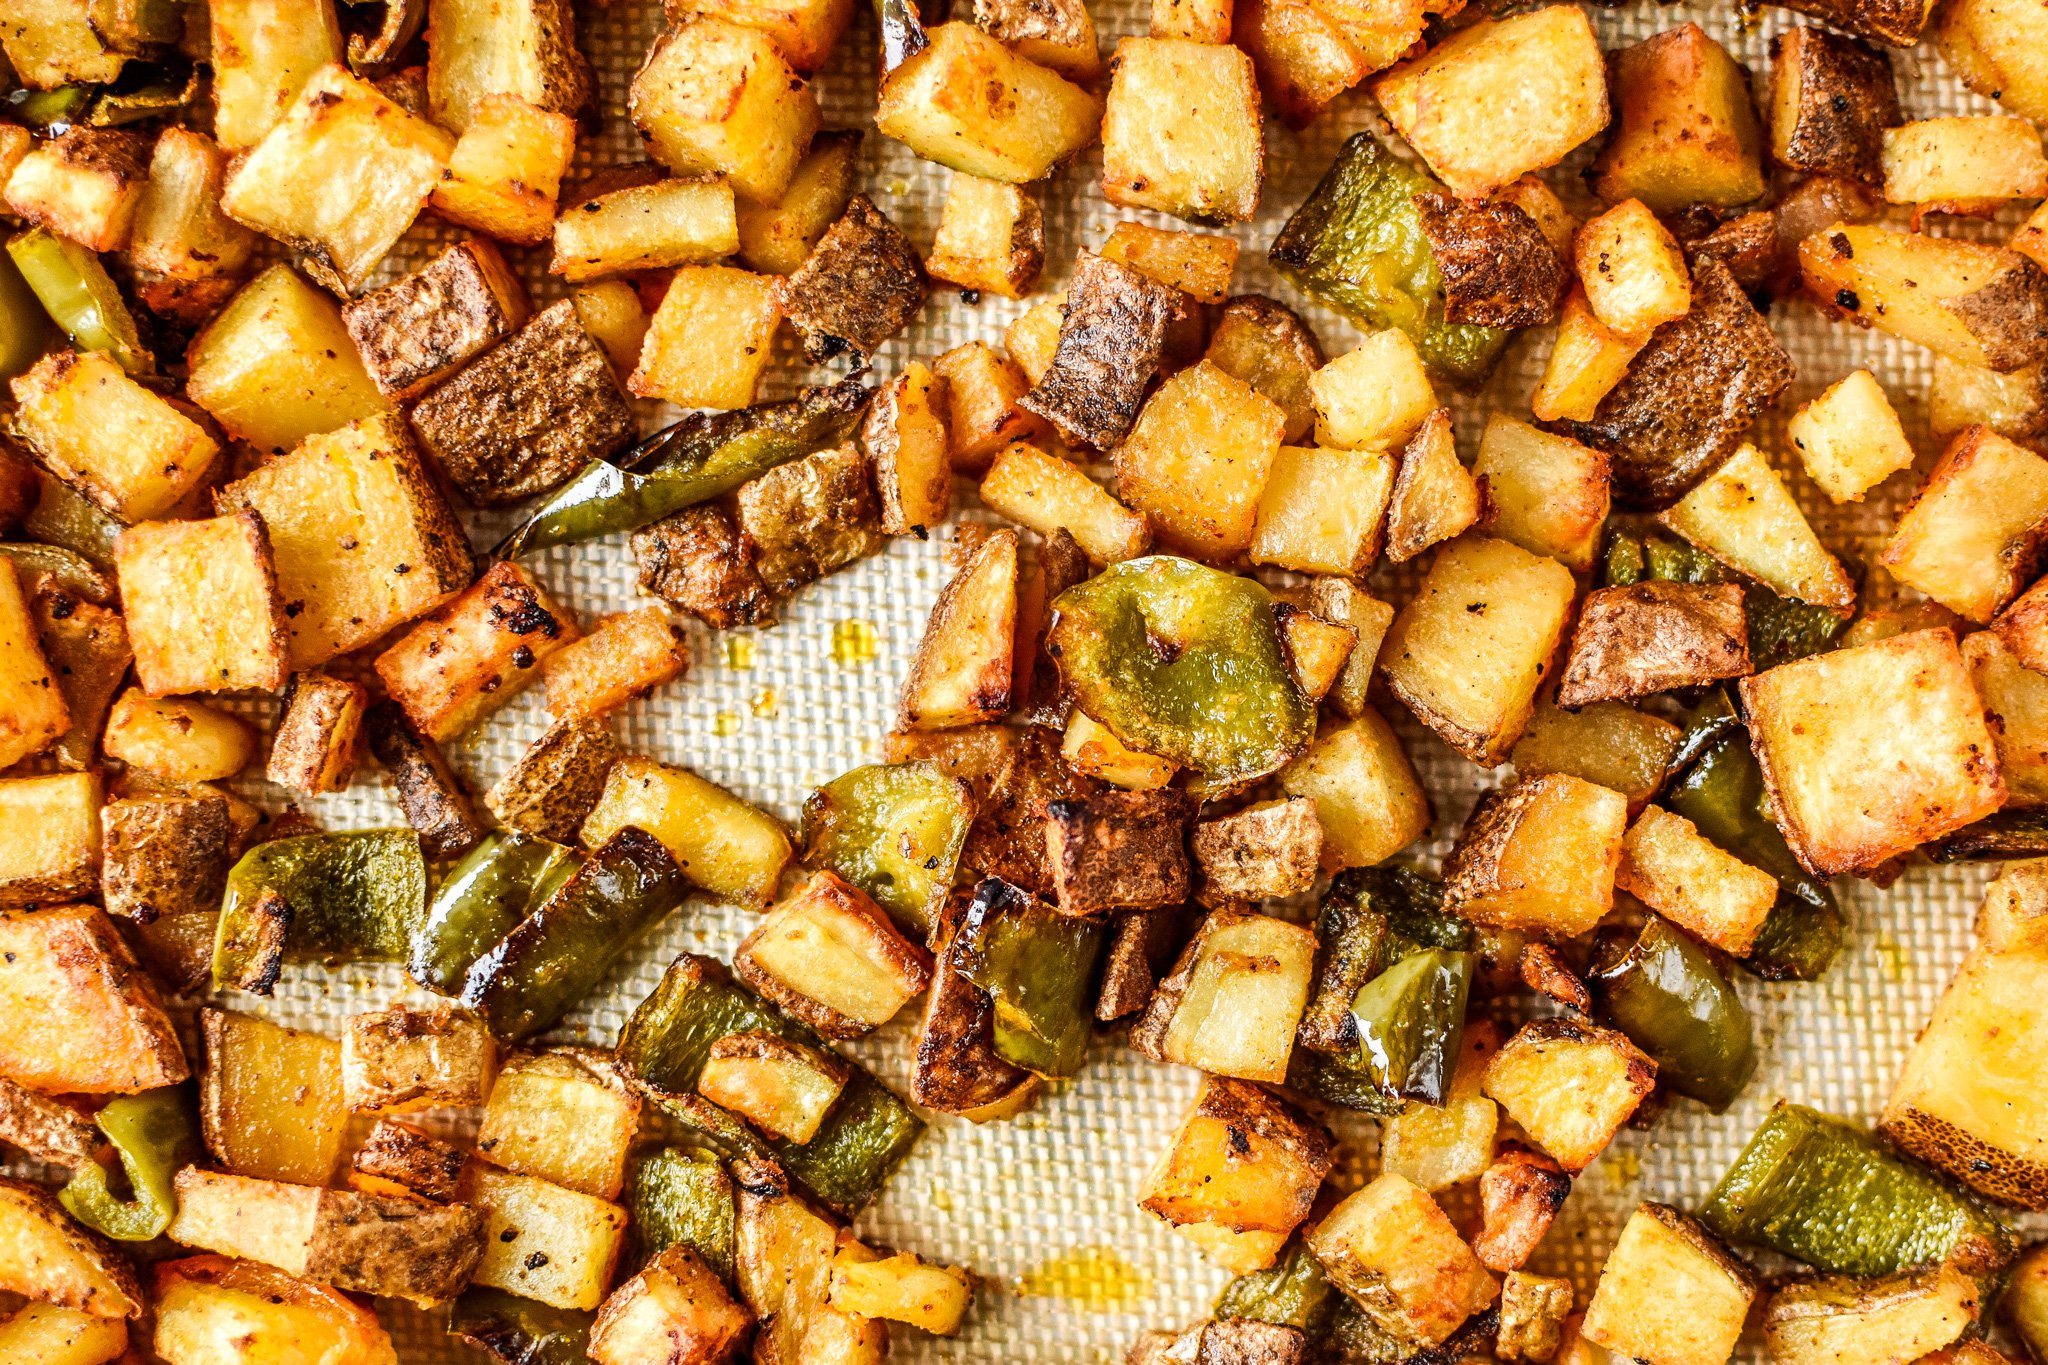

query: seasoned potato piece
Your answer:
[1101,37,1262,224]
[12,350,219,525]
[934,341,1050,471]
[340,1003,495,1114]
[1278,605,1357,703]
[736,129,861,276]
[0,900,185,1096]
[1883,117,2048,218]
[484,717,618,844]
[582,757,792,909]
[735,869,932,1038]
[699,1031,851,1143]
[1661,444,1856,612]
[571,281,652,382]
[267,674,367,796]
[1379,1020,1503,1194]
[425,0,593,132]
[681,0,856,72]
[1558,582,1751,708]
[1770,27,1900,185]
[900,529,1017,729]
[875,23,1101,184]
[1445,774,1628,940]
[1474,416,1609,572]
[0,773,102,908]
[1532,288,1648,425]
[1482,1020,1655,1172]
[153,1254,396,1363]
[1101,222,1240,305]
[1937,0,2048,122]
[208,0,344,151]
[632,17,819,204]
[981,449,1146,574]
[1373,6,1608,199]
[1189,797,1322,906]
[1575,201,1692,338]
[1141,1077,1332,1274]
[102,691,255,784]
[1116,361,1286,561]
[631,265,784,411]
[1800,223,2048,372]
[1617,806,1778,954]
[0,559,66,770]
[1764,1262,1981,1365]
[1583,1204,1756,1365]
[351,1120,466,1202]
[1742,628,2005,875]
[973,0,1101,80]
[0,1179,141,1317]
[1995,577,2048,675]
[460,1163,628,1311]
[865,363,953,536]
[632,505,780,630]
[1413,192,1566,329]
[114,513,288,697]
[0,0,125,89]
[432,92,578,246]
[1787,368,1917,503]
[1964,629,2048,806]
[776,195,928,363]
[1931,355,2048,443]
[477,1050,640,1200]
[1250,445,1393,577]
[1497,1272,1574,1364]
[1204,295,1323,444]
[1882,425,2048,622]
[1476,1145,1573,1272]
[1019,252,1181,451]
[1047,788,1194,915]
[1230,0,1370,129]
[1383,409,1482,565]
[0,1301,127,1360]
[374,561,578,741]
[201,1009,347,1186]
[100,795,231,953]
[1311,330,1435,452]
[1306,1174,1498,1348]
[543,607,688,724]
[928,173,1045,300]
[1278,710,1431,872]
[1130,908,1316,1083]
[3,128,148,253]
[342,239,529,402]
[1591,24,1766,213]
[591,1244,754,1365]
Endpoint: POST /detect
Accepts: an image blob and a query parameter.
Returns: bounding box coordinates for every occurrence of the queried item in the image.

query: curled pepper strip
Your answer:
[59,1086,200,1241]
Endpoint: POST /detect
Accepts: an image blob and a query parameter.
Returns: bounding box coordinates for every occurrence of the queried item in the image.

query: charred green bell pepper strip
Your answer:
[0,245,58,380]
[1588,917,1756,1112]
[1300,878,1393,1054]
[1048,556,1315,781]
[462,827,690,1041]
[953,877,1105,1079]
[1214,1235,1338,1336]
[22,473,122,571]
[493,379,871,560]
[446,1288,592,1365]
[0,543,117,605]
[616,953,923,1215]
[800,761,971,938]
[59,1086,200,1241]
[6,228,153,374]
[627,1145,737,1281]
[214,831,428,988]
[1700,1103,2015,1278]
[1669,685,1741,777]
[1268,132,1511,386]
[1929,806,2048,861]
[6,85,92,133]
[87,64,202,127]
[411,831,581,996]
[1348,947,1472,1107]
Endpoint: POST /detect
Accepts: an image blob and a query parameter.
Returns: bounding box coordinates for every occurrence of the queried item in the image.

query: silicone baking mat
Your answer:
[26,0,2048,1357]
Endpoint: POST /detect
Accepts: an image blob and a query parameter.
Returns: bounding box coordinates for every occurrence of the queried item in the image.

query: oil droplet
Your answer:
[1015,1247,1148,1309]
[1605,1146,1642,1186]
[713,710,741,737]
[1876,935,1907,982]
[722,636,757,670]
[751,686,779,718]
[927,1182,954,1214]
[832,620,879,667]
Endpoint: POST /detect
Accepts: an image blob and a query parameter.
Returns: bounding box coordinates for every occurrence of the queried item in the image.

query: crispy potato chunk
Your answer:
[735,869,932,1038]
[1591,23,1766,213]
[1102,37,1262,224]
[1532,288,1648,425]
[1311,330,1436,452]
[1141,1077,1332,1274]
[1799,223,2048,372]
[1787,368,1916,503]
[1189,797,1322,906]
[1131,908,1316,1083]
[543,607,688,724]
[592,1244,753,1365]
[342,239,529,401]
[1250,445,1393,577]
[1883,116,2048,218]
[1769,26,1900,185]
[934,341,1050,471]
[1116,361,1286,561]
[631,265,783,411]
[115,513,288,697]
[1445,774,1628,940]
[582,757,791,910]
[153,1254,396,1362]
[1413,192,1566,329]
[477,1050,641,1200]
[351,1119,466,1202]
[1995,576,2048,675]
[900,528,1017,730]
[1278,710,1431,871]
[0,1179,141,1317]
[1384,409,1482,564]
[633,17,819,204]
[1963,629,2048,807]
[0,902,185,1093]
[1018,252,1180,451]
[459,1164,628,1311]
[102,691,256,784]
[699,1031,850,1143]
[1306,1174,1498,1348]
[736,129,861,275]
[340,1003,495,1114]
[201,1009,348,1186]
[927,173,1045,300]
[12,349,219,525]
[1575,200,1693,338]
[426,0,594,132]
[1047,789,1194,915]
[1475,416,1610,572]
[981,444,1151,567]
[433,92,578,246]
[1558,582,1750,708]
[1661,443,1856,612]
[267,673,367,795]
[1881,425,2048,622]
[876,22,1101,183]
[1475,1145,1572,1272]
[1763,1262,1981,1365]
[1482,1020,1655,1172]
[1937,0,2048,121]
[4,128,148,253]
[373,561,579,741]
[973,0,1101,79]
[0,559,66,770]
[485,717,618,843]
[1617,806,1778,954]
[1583,1205,1756,1365]
[776,194,928,363]
[0,773,102,908]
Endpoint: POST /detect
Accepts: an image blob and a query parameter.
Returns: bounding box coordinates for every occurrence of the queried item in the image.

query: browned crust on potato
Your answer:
[1129,906,1247,1062]
[1769,0,1935,47]
[1046,788,1194,915]
[1204,294,1325,446]
[1518,942,1591,1015]
[0,1077,100,1168]
[291,1185,487,1303]
[961,725,1105,897]
[1141,1076,1333,1225]
[1993,575,2048,675]
[1769,27,1900,184]
[1413,192,1568,328]
[1942,259,2048,373]
[1018,251,1182,450]
[1475,1145,1573,1272]
[342,240,528,400]
[910,893,1041,1119]
[737,444,885,596]
[1679,209,1784,296]
[1023,527,1092,724]
[0,1176,144,1316]
[100,793,233,923]
[1096,908,1186,1021]
[223,888,293,995]
[1882,1103,2048,1210]
[366,701,488,860]
[973,0,1095,50]
[1557,581,1752,708]
[734,871,932,1040]
[267,673,367,795]
[484,716,620,844]
[777,194,929,364]
[352,1119,468,1202]
[633,504,783,629]
[1190,797,1322,907]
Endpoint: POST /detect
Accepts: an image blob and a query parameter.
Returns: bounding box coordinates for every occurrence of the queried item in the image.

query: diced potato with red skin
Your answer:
[1114,361,1285,561]
[631,17,820,204]
[1882,425,2048,623]
[1798,224,2048,373]
[1474,416,1609,572]
[102,691,257,784]
[12,350,220,525]
[201,1009,348,1187]
[460,1164,628,1311]
[0,559,68,771]
[1591,23,1767,214]
[1533,288,1649,424]
[1575,200,1692,338]
[543,608,689,724]
[115,513,290,697]
[1130,908,1317,1083]
[582,757,792,910]
[735,869,933,1038]
[926,174,1045,300]
[980,443,1151,564]
[1883,116,2048,217]
[631,265,783,411]
[1482,1020,1656,1173]
[154,1254,395,1363]
[431,93,578,246]
[1444,774,1629,940]
[1372,6,1610,199]
[1312,331,1435,451]
[1140,1077,1333,1274]
[1306,1174,1499,1348]
[1787,369,1917,503]
[1617,806,1779,955]
[0,902,186,1094]
[876,23,1102,184]
[1251,446,1394,577]
[1661,444,1856,613]
[589,1245,753,1365]
[1742,628,2005,876]
[932,341,1050,472]
[4,129,149,253]
[1279,710,1432,872]
[374,561,580,742]
[477,1050,641,1200]
[1583,1205,1757,1365]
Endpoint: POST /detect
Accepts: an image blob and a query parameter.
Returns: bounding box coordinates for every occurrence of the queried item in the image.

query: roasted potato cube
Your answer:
[682,0,855,72]
[425,0,591,130]
[0,772,102,909]
[266,673,367,795]
[1787,368,1916,503]
[1444,773,1628,940]
[1305,1174,1497,1348]
[1384,409,1482,564]
[631,18,819,204]
[126,129,259,320]
[114,513,288,697]
[540,607,688,725]
[1531,287,1648,425]
[973,0,1101,80]
[632,506,779,630]
[0,559,66,770]
[980,441,1151,565]
[0,901,183,1092]
[221,64,452,294]
[927,173,1045,301]
[735,442,884,595]
[98,793,231,926]
[899,525,1016,730]
[1617,806,1778,955]
[1575,200,1692,338]
[1231,0,1371,130]
[476,1049,640,1200]
[933,340,1050,470]
[591,1244,753,1365]
[351,1119,467,1202]
[200,1009,347,1186]
[1115,360,1286,561]
[1152,0,1232,41]
[1474,416,1609,572]
[1937,0,2048,122]
[1964,629,2048,807]
[153,1254,395,1361]
[1311,330,1435,452]
[735,129,861,276]
[460,1163,628,1311]
[864,362,952,536]
[1764,1261,1981,1365]
[1800,223,2048,373]
[1377,1019,1502,1194]
[582,756,791,910]
[1190,796,1322,906]
[1591,24,1766,213]
[1883,117,2048,218]
[11,349,219,525]
[340,1003,495,1114]
[341,239,528,402]
[1482,1020,1655,1172]
[1019,251,1180,451]
[1661,443,1856,611]
[432,92,578,246]
[1141,1077,1333,1274]
[0,1300,127,1359]
[875,22,1101,183]
[1497,1272,1574,1365]
[1046,788,1193,916]
[0,0,125,89]
[1130,907,1317,1083]
[1412,191,1566,329]
[1379,536,1578,766]
[1307,578,1394,718]
[101,689,256,783]
[1278,710,1431,871]
[0,1072,104,1168]
[1372,6,1608,199]
[369,702,485,854]
[208,0,344,151]
[1558,582,1751,708]
[1204,295,1324,445]
[735,869,932,1038]
[1996,577,2048,675]
[1931,355,2048,444]
[373,561,576,740]
[571,281,652,382]
[484,717,618,844]
[0,1179,140,1318]
[776,194,928,364]
[3,128,148,253]
[1476,1144,1573,1272]
[1769,27,1900,185]
[1583,1204,1757,1365]
[1101,37,1262,224]
[1100,222,1240,305]
[1882,426,2048,622]
[631,265,784,411]
[697,1031,851,1144]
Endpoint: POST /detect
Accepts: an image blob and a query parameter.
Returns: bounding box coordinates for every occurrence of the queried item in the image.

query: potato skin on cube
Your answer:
[1412,192,1566,329]
[589,1244,753,1365]
[1444,773,1628,940]
[267,673,368,795]
[1769,26,1901,185]
[777,195,929,364]
[1019,251,1181,450]
[342,238,530,402]
[100,794,233,925]
[1475,1144,1573,1272]
[1130,907,1317,1083]
[1046,788,1194,915]
[1190,797,1322,906]
[426,0,595,132]
[0,772,104,909]
[1557,581,1752,708]
[476,1049,642,1200]
[1798,224,2048,373]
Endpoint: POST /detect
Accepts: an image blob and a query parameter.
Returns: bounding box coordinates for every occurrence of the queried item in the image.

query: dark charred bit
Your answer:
[366,701,489,859]
[633,504,784,630]
[777,194,930,365]
[1017,251,1181,450]
[1412,191,1568,329]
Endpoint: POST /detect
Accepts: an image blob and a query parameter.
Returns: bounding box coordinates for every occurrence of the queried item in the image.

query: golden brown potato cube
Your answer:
[1474,415,1609,572]
[352,1119,467,1203]
[1787,368,1916,503]
[697,1031,851,1143]
[128,127,259,308]
[0,1180,140,1319]
[342,239,529,402]
[209,0,344,151]
[1384,409,1482,565]
[631,505,780,630]
[425,0,592,131]
[431,92,578,246]
[582,757,791,910]
[1931,355,2048,446]
[865,362,953,536]
[1882,425,2048,622]
[1557,582,1751,709]
[11,350,220,525]
[99,793,231,925]
[154,1255,396,1357]
[1445,773,1628,940]
[1130,907,1317,1083]
[571,281,652,383]
[827,1244,973,1337]
[458,1163,628,1311]
[1204,294,1323,445]
[1278,604,1358,702]
[1379,536,1578,766]
[591,1245,754,1365]
[1101,37,1262,224]
[1995,577,2048,675]
[114,513,287,697]
[1938,0,2048,121]
[374,561,580,742]
[1883,117,2048,218]
[1769,26,1900,186]
[541,607,688,725]
[266,673,367,795]
[1582,1204,1757,1365]
[934,341,1051,471]
[1964,629,2048,806]
[1311,329,1436,451]
[1373,6,1608,199]
[0,1301,128,1357]
[1153,0,1233,42]
[736,441,883,597]
[1482,1020,1655,1173]
[1189,796,1321,906]
[875,22,1101,184]
[340,1003,495,1115]
[1019,252,1181,451]
[1115,361,1285,562]
[680,0,855,72]
[0,772,102,909]
[1531,287,1649,425]
[1232,0,1372,130]
[1617,806,1778,955]
[1798,223,2048,373]
[980,442,1151,565]
[1741,628,2004,876]
[1100,221,1241,305]
[200,1008,347,1186]
[1306,1174,1498,1348]
[1476,1144,1573,1272]
[735,869,933,1038]
[631,265,783,411]
[101,690,257,783]
[1063,712,1178,790]
[899,528,1017,730]
[476,1049,641,1200]
[1590,23,1766,214]
[1141,1076,1333,1274]
[1249,446,1392,576]
[1278,710,1431,872]
[972,0,1101,80]
[220,64,453,294]
[1307,578,1394,718]
[1574,200,1692,338]
[3,128,148,252]
[927,173,1045,300]
[0,0,125,89]
[735,128,861,276]
[1763,1262,1981,1365]
[0,900,186,1095]
[776,194,928,364]
[550,178,738,283]
[1047,788,1194,915]
[0,559,66,770]
[631,18,819,204]
[1661,443,1856,612]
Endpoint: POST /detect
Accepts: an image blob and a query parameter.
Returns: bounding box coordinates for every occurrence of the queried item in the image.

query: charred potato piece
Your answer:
[912,898,1042,1121]
[1046,789,1194,915]
[99,794,233,924]
[351,1119,467,1202]
[1018,251,1182,450]
[0,1075,100,1168]
[340,1002,496,1114]
[961,725,1103,897]
[633,505,783,629]
[1097,908,1185,1022]
[266,673,367,796]
[776,195,928,364]
[972,0,1102,80]
[1558,582,1752,707]
[485,716,620,843]
[1191,797,1322,907]
[1140,1076,1334,1274]
[735,444,885,595]
[366,701,487,859]
[1413,192,1566,329]
[342,239,530,401]
[1769,27,1900,185]
[374,560,580,742]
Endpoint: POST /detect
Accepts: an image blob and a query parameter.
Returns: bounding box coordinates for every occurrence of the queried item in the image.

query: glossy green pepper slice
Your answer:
[59,1086,200,1241]
[1348,947,1472,1107]
[214,831,428,990]
[873,0,927,70]
[1929,807,2048,861]
[493,379,871,559]
[0,243,58,380]
[6,228,152,374]
[800,761,972,938]
[447,1288,592,1365]
[953,877,1105,1079]
[7,85,93,133]
[462,827,690,1041]
[616,954,924,1215]
[1301,868,1468,1055]
[22,472,122,571]
[1700,1102,2015,1279]
[1213,1235,1338,1335]
[1048,556,1314,781]
[411,831,581,996]
[1589,917,1756,1112]
[1268,132,1511,386]
[627,1145,736,1281]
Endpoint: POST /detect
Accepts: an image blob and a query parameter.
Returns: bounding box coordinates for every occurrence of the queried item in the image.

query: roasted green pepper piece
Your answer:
[1348,947,1472,1107]
[1299,878,1392,1055]
[447,1288,592,1365]
[873,0,927,71]
[1214,1235,1338,1336]
[800,761,971,938]
[1668,684,1740,776]
[1604,527,1850,672]
[214,831,428,989]
[616,954,923,1215]
[627,1145,736,1281]
[87,63,200,126]
[953,877,1105,1079]
[59,1085,200,1241]
[6,228,152,374]
[411,831,581,996]
[1929,807,2048,861]
[22,472,122,570]
[0,543,117,604]
[1700,1103,2015,1278]
[1268,132,1512,385]
[462,827,690,1041]
[1048,556,1314,781]
[0,244,58,380]
[493,379,871,559]
[1588,917,1756,1112]
[6,85,93,133]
